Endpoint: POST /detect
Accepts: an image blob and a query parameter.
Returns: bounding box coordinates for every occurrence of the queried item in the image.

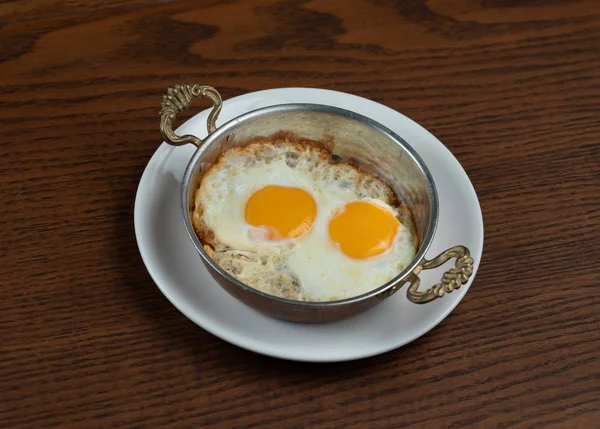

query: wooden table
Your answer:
[2,1,599,427]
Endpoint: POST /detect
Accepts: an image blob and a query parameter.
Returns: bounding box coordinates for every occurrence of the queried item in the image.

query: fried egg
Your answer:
[193,138,417,301]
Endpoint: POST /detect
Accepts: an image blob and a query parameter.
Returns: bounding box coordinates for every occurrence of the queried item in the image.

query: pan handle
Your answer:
[405,245,474,303]
[159,83,222,147]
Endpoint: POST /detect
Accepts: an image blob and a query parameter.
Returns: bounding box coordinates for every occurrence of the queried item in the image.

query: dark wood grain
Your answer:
[1,0,599,427]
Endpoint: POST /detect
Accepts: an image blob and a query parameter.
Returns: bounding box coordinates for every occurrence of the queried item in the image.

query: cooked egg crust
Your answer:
[192,135,417,301]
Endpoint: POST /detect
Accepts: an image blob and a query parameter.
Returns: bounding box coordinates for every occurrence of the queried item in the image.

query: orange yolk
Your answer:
[245,185,317,240]
[328,201,400,259]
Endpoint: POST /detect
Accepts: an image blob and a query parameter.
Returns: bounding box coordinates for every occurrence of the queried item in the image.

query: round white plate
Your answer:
[134,87,484,362]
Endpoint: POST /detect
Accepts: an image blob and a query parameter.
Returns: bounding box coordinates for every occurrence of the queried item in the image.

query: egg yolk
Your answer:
[245,185,317,240]
[328,201,400,259]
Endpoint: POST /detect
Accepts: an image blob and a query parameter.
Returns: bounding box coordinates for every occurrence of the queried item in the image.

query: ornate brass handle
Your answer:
[159,83,222,147]
[406,245,474,303]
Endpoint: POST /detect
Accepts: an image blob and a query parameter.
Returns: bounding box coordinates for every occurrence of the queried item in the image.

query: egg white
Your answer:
[288,198,416,300]
[197,144,417,301]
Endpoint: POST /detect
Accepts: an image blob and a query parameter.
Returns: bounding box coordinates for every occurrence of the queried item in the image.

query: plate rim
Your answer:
[134,86,484,362]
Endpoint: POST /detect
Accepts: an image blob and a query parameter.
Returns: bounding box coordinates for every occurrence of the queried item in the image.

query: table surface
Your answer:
[1,0,599,427]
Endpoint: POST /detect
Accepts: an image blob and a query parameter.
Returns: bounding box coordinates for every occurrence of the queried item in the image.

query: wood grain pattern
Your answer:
[1,0,599,427]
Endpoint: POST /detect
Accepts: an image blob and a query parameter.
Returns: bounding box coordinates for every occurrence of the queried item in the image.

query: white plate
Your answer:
[134,88,484,362]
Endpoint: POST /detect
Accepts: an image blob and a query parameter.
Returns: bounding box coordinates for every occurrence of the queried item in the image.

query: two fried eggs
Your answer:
[192,139,417,301]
